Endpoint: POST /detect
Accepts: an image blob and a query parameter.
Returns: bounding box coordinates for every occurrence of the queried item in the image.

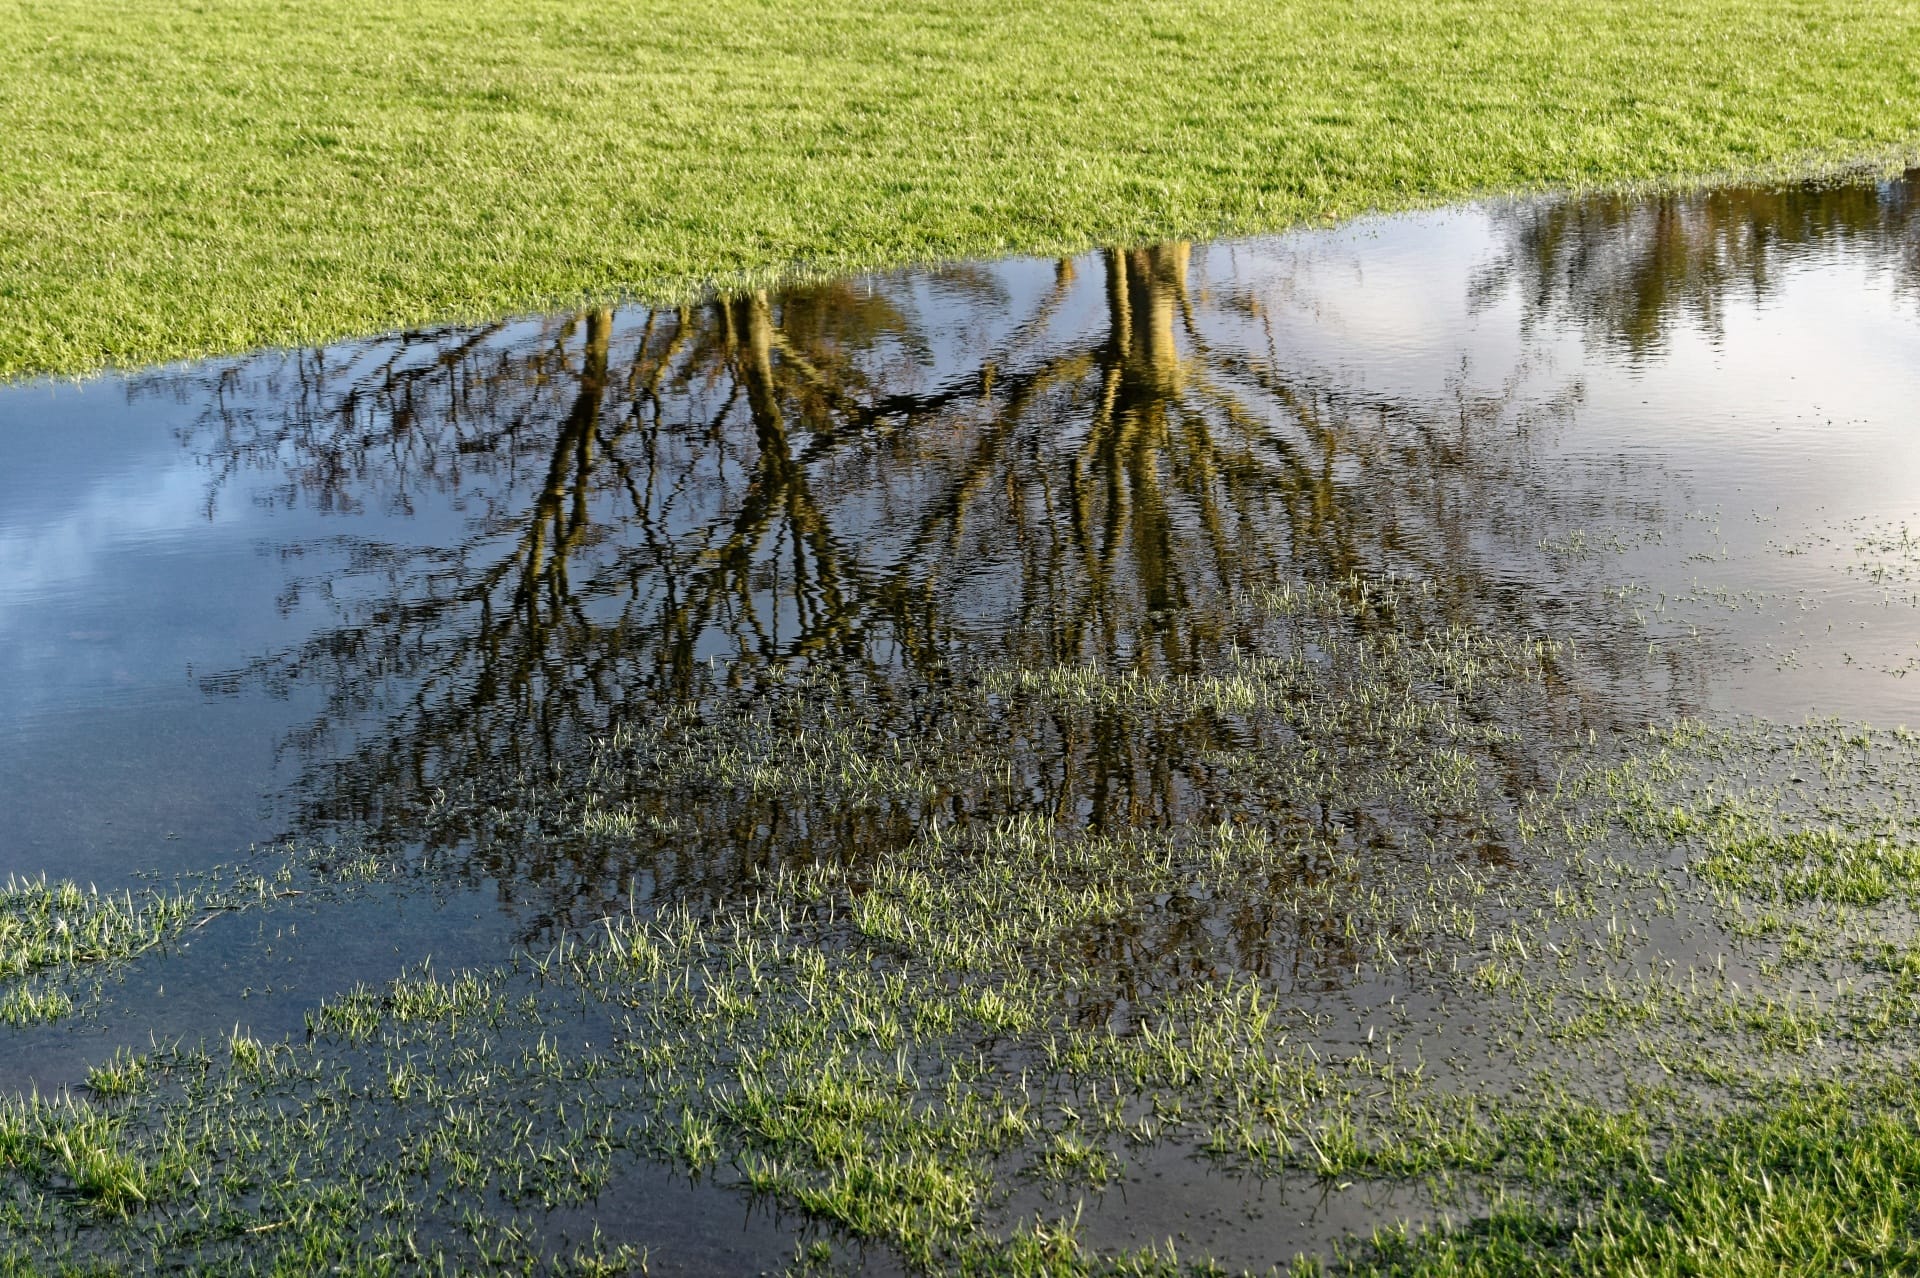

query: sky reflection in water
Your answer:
[1,172,1919,918]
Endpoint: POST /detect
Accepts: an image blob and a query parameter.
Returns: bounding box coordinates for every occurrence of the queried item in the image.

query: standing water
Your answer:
[4,172,1920,1273]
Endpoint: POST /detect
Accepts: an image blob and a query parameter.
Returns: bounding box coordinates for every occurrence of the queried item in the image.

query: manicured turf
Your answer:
[3,0,1920,378]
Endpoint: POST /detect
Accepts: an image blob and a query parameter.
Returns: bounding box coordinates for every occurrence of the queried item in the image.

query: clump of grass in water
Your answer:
[0,981,75,1027]
[0,850,389,1025]
[20,590,1920,1270]
[0,877,203,981]
[0,1092,177,1218]
[84,1048,151,1100]
[0,876,211,1026]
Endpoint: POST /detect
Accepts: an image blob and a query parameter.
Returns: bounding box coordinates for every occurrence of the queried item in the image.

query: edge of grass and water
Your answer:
[6,0,1920,381]
[13,576,1920,1273]
[0,847,406,1031]
[10,3,1920,1269]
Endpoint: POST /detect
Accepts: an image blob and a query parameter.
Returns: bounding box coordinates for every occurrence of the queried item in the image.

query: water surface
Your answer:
[4,169,1920,1270]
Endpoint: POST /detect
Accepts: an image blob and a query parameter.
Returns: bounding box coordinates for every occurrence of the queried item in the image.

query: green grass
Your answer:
[0,876,203,982]
[0,875,209,1024]
[0,578,1888,1274]
[1336,1072,1920,1277]
[0,856,384,1025]
[5,0,1920,378]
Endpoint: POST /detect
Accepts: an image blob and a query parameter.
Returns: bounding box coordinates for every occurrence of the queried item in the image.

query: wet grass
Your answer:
[0,855,380,1026]
[13,776,1920,1274]
[7,0,1920,378]
[0,877,204,982]
[1334,1071,1920,1276]
[0,875,214,1026]
[14,572,1920,1272]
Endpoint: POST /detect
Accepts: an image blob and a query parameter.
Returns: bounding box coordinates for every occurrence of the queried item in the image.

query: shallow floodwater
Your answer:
[5,171,1920,1269]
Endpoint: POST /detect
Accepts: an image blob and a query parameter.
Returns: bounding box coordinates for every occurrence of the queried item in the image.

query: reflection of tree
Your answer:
[1481,168,1920,354]
[151,240,1667,977]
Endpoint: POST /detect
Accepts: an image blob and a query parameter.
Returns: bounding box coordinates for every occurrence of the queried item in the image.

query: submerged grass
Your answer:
[0,877,203,982]
[1337,1071,1920,1276]
[13,577,1920,1271]
[0,876,209,1026]
[0,573,1907,1272]
[6,0,1920,378]
[0,853,386,1026]
[12,766,1920,1273]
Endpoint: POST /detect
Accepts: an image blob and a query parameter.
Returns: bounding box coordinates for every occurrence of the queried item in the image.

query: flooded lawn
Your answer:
[5,172,1920,1273]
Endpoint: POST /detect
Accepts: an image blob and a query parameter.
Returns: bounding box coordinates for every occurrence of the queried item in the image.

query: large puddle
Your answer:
[5,171,1920,1272]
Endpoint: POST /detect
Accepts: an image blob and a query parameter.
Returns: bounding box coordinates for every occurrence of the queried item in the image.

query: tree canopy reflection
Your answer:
[1482,167,1920,355]
[149,233,1714,981]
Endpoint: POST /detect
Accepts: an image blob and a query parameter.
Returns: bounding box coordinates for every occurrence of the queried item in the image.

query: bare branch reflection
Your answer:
[134,173,1913,981]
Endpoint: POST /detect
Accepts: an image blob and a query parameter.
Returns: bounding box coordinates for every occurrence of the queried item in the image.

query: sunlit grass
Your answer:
[13,575,1920,1270]
[0,876,201,982]
[5,0,1920,377]
[0,1093,174,1218]
[1338,1072,1920,1276]
[0,865,311,1025]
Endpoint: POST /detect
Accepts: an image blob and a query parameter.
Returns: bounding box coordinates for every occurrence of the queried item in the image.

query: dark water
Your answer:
[8,175,1920,895]
[4,170,1920,1267]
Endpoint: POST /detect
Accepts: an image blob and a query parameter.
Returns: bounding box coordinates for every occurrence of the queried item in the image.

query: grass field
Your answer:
[3,0,1920,379]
